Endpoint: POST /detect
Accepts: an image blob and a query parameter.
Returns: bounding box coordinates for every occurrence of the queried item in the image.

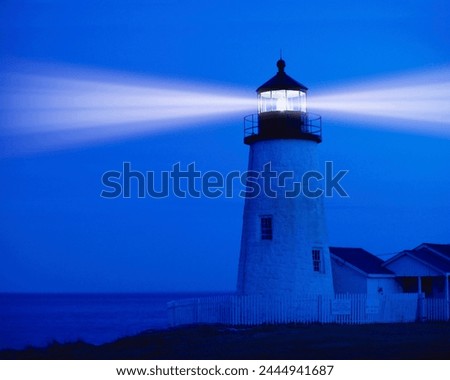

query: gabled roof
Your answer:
[330,247,394,275]
[417,243,450,260]
[411,248,450,272]
[383,248,450,274]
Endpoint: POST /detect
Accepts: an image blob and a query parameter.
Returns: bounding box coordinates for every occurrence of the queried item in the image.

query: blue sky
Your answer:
[0,0,449,292]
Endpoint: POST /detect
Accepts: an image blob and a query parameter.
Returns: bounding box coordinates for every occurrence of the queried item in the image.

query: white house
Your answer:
[330,247,402,295]
[383,243,450,299]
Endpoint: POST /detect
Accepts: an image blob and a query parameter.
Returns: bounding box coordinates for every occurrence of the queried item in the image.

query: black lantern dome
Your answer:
[257,59,308,92]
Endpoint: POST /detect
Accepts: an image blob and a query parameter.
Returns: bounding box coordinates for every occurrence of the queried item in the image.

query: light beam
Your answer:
[309,67,450,137]
[0,63,254,154]
[1,62,449,155]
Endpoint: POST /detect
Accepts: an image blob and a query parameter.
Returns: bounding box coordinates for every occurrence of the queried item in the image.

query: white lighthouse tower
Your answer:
[237,59,334,296]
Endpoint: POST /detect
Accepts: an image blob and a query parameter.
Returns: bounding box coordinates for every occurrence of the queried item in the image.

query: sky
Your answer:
[0,0,449,292]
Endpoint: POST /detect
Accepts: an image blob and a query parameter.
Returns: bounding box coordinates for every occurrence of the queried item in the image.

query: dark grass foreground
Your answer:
[1,323,449,360]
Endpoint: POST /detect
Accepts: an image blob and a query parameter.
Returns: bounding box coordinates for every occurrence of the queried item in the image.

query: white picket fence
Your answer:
[423,298,449,321]
[167,293,441,327]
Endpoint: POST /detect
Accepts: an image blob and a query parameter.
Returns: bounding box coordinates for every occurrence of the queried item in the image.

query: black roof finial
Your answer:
[277,57,286,73]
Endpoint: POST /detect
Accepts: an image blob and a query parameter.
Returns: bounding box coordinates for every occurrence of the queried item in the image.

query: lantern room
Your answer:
[257,59,308,114]
[244,59,322,145]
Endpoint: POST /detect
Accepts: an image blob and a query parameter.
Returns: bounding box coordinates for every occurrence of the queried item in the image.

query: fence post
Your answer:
[417,293,425,322]
[317,295,322,323]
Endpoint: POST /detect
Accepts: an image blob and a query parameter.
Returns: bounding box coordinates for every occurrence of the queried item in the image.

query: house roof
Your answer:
[383,247,450,275]
[418,243,450,260]
[410,248,450,273]
[330,247,394,275]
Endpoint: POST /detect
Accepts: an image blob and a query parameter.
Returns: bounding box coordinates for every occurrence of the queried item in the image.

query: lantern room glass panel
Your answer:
[258,90,306,113]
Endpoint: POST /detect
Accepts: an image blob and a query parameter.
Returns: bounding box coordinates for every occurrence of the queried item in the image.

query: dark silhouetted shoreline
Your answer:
[1,323,449,360]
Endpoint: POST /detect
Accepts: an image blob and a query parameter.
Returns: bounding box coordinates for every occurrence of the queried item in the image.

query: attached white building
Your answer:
[330,247,402,294]
[383,243,450,299]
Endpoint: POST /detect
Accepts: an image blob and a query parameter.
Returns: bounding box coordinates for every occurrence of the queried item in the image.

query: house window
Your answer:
[260,216,273,240]
[312,248,322,272]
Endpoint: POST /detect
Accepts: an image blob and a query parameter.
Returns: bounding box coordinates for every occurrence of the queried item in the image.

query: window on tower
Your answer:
[260,216,273,240]
[312,248,323,272]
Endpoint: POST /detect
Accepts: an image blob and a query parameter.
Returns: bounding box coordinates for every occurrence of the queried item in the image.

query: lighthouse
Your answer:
[237,59,334,296]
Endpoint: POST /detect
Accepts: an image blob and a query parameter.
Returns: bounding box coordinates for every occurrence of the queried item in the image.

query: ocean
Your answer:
[0,292,214,350]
